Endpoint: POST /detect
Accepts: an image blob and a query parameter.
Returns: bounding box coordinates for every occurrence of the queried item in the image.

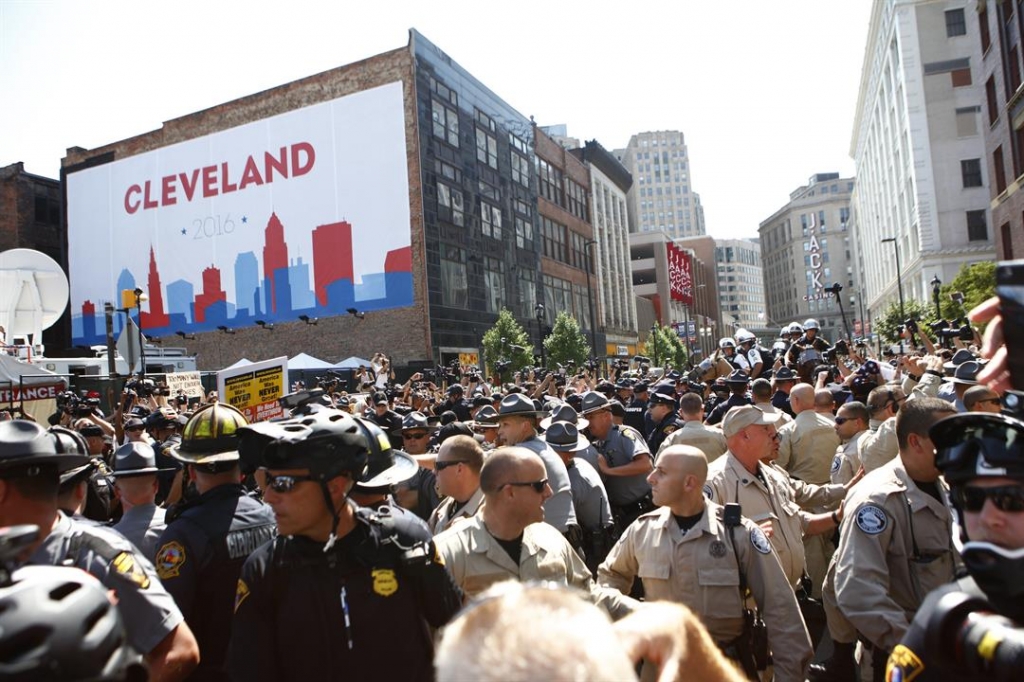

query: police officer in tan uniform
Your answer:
[833,397,959,680]
[858,386,904,472]
[600,445,812,681]
[831,401,869,487]
[706,407,843,590]
[658,392,728,461]
[427,435,485,535]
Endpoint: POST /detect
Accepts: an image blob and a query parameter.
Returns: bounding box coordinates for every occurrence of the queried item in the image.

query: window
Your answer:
[1011,46,1024,95]
[967,210,988,241]
[540,217,566,262]
[440,245,467,308]
[510,152,529,187]
[840,207,850,229]
[951,68,972,87]
[437,183,464,226]
[515,216,533,249]
[956,107,980,136]
[994,146,1007,193]
[480,201,502,239]
[1007,221,1017,259]
[431,100,459,148]
[537,158,564,206]
[483,257,505,314]
[980,5,991,53]
[961,159,984,187]
[517,268,536,315]
[945,8,966,36]
[987,76,999,125]
[566,178,588,220]
[476,128,498,169]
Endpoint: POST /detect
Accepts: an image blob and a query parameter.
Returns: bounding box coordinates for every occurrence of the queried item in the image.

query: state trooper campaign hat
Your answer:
[111,442,174,478]
[722,405,783,438]
[773,367,797,381]
[579,391,611,415]
[724,369,751,385]
[647,384,678,407]
[544,422,591,453]
[469,405,500,430]
[540,403,589,431]
[0,420,89,475]
[497,393,547,419]
[401,411,432,432]
[948,360,982,386]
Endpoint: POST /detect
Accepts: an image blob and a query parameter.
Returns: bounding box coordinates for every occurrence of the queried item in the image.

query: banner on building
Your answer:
[217,356,287,423]
[66,81,413,346]
[667,242,694,305]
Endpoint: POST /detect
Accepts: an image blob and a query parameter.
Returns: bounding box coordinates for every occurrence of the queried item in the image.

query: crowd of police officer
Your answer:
[0,295,1021,681]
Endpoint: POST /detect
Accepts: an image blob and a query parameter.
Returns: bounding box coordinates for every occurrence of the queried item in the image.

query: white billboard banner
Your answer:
[66,81,412,345]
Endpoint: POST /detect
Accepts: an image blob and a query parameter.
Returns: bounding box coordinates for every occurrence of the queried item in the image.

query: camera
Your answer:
[825,282,843,295]
[633,355,650,365]
[904,318,919,334]
[125,378,156,398]
[494,360,512,374]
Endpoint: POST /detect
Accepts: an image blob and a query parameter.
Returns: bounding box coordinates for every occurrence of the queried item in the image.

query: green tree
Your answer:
[481,308,533,382]
[642,324,688,369]
[874,299,935,344]
[544,311,590,368]
[937,262,996,323]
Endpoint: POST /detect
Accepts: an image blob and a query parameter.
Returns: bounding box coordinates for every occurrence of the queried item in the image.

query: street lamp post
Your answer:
[535,303,546,368]
[584,239,598,367]
[881,237,906,352]
[931,275,942,320]
[650,324,659,368]
[133,288,146,378]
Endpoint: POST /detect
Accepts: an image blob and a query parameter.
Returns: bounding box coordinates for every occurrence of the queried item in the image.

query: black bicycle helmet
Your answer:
[0,565,144,681]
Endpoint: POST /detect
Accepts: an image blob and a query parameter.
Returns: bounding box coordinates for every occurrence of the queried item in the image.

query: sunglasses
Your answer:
[404,431,429,439]
[978,398,1002,406]
[834,417,857,425]
[954,485,1024,513]
[435,460,467,471]
[257,469,318,493]
[504,478,548,493]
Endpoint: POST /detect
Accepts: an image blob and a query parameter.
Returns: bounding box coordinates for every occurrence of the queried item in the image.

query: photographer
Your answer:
[888,411,1024,680]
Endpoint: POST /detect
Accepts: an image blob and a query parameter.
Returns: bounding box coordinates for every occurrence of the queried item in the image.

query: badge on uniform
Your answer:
[111,551,151,589]
[702,484,714,500]
[372,568,398,597]
[622,429,635,441]
[830,455,841,475]
[234,579,250,613]
[750,527,772,555]
[155,541,186,580]
[885,643,924,681]
[663,425,677,435]
[856,505,888,535]
[709,540,727,558]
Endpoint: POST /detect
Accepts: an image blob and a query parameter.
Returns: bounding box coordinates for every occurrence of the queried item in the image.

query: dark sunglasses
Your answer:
[954,485,1024,513]
[257,469,318,493]
[934,423,1024,473]
[834,417,856,425]
[504,478,548,493]
[435,460,467,471]
[404,431,429,439]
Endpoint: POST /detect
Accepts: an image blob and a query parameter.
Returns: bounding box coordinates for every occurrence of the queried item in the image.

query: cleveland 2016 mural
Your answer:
[67,82,413,345]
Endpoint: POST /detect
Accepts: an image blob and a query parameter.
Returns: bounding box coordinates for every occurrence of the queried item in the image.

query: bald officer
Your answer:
[599,445,812,681]
[658,392,728,462]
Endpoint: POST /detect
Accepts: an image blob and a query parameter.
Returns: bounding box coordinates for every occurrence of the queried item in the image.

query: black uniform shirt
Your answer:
[228,505,463,681]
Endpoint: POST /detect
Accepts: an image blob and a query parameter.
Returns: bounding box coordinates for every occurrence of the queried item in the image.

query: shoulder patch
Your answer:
[830,455,842,475]
[750,526,772,555]
[886,643,925,682]
[234,579,250,613]
[155,541,186,580]
[855,505,888,535]
[662,425,677,435]
[111,550,151,589]
[702,483,714,500]
[622,428,635,440]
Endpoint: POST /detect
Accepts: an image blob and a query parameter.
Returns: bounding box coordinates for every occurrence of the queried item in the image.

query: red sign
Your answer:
[0,383,62,403]
[667,242,693,305]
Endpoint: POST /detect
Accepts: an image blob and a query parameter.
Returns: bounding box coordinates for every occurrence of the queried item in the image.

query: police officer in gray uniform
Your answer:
[0,419,200,679]
[580,391,655,535]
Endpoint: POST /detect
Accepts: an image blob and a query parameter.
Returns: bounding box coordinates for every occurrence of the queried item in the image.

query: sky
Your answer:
[0,0,873,242]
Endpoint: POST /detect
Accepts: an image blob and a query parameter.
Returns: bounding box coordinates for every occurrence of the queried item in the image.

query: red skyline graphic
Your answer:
[312,221,353,306]
[141,246,170,329]
[263,213,289,313]
[194,266,227,322]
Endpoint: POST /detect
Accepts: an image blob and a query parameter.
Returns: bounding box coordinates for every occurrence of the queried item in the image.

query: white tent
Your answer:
[0,354,67,422]
[288,353,335,370]
[334,356,371,369]
[223,358,253,370]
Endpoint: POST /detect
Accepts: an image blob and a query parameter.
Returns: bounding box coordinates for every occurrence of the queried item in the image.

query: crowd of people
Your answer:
[0,295,1020,681]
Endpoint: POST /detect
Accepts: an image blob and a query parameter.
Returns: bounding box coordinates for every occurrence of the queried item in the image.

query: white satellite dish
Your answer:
[0,248,70,351]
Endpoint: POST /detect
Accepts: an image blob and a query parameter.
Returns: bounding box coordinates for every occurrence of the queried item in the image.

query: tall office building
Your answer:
[615,131,704,238]
[850,0,996,320]
[975,1,1024,260]
[759,174,858,342]
[715,238,768,334]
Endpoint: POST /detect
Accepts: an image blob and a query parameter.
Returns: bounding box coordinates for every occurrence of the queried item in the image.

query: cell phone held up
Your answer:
[996,260,1024,391]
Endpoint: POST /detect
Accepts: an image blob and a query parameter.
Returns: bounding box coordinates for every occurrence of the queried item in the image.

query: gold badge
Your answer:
[234,579,250,613]
[885,644,924,681]
[155,541,186,580]
[433,544,446,566]
[663,425,677,435]
[371,568,398,597]
[111,551,151,590]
